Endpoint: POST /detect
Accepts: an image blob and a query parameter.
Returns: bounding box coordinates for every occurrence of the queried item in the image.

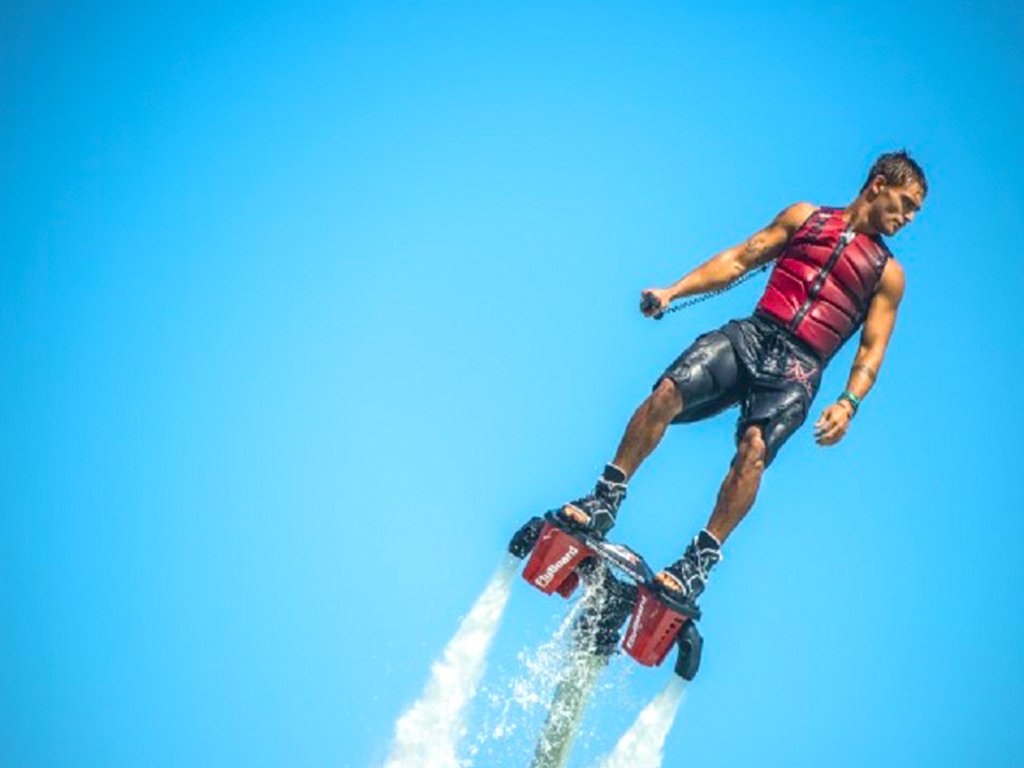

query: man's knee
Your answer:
[650,378,684,422]
[735,425,767,474]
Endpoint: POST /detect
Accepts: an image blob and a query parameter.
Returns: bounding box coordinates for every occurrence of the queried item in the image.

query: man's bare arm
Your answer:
[843,258,905,405]
[815,258,906,445]
[652,202,817,306]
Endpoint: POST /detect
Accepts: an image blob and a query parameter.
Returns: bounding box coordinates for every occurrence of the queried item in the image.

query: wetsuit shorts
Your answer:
[655,313,824,467]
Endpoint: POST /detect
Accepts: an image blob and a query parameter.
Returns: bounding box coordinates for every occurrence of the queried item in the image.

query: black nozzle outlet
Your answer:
[508,516,545,558]
[673,621,703,681]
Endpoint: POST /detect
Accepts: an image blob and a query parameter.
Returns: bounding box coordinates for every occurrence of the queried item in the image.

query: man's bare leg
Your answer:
[561,378,683,528]
[653,425,766,597]
[705,425,767,543]
[610,378,684,479]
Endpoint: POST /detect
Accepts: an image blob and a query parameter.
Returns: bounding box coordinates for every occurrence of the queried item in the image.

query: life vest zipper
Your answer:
[788,228,855,333]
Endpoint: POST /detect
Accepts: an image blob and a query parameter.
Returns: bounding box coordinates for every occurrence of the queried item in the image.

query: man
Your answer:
[556,150,926,602]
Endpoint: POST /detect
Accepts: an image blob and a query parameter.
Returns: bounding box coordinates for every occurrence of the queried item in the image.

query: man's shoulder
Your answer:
[877,258,906,302]
[883,256,905,282]
[775,202,819,232]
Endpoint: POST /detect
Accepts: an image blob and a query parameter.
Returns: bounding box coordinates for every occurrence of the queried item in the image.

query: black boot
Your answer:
[556,464,627,537]
[654,529,723,601]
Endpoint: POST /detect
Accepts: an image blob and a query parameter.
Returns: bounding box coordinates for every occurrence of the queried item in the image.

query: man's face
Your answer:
[867,175,925,236]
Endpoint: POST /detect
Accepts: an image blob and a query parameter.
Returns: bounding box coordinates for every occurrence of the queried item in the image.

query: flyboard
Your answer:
[508,512,704,767]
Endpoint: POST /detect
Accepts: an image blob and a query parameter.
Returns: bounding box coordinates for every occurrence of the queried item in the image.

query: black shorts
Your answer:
[655,314,823,467]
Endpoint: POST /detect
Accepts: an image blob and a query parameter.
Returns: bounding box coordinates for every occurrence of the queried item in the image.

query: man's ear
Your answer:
[865,174,886,200]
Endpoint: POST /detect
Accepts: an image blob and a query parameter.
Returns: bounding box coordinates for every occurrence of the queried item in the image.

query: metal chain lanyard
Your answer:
[643,263,772,319]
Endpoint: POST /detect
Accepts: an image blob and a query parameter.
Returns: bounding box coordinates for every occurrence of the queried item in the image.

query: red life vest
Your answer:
[755,206,891,360]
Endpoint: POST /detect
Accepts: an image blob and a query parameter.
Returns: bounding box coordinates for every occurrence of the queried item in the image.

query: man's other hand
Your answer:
[814,402,853,446]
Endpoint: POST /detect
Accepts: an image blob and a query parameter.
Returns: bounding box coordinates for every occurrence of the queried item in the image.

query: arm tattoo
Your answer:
[853,363,877,381]
[742,233,771,265]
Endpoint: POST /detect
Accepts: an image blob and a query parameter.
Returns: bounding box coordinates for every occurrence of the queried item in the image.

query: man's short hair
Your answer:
[862,150,928,197]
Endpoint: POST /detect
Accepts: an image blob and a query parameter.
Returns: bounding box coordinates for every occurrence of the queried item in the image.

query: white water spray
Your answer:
[470,568,634,767]
[595,676,686,768]
[383,555,519,768]
[465,599,586,762]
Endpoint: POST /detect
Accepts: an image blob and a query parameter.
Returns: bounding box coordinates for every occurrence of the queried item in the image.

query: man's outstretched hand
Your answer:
[640,288,672,317]
[814,402,854,446]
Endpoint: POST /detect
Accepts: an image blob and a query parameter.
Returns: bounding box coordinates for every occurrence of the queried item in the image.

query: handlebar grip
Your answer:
[640,292,664,320]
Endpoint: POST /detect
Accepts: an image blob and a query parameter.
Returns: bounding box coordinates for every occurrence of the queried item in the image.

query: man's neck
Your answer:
[843,197,879,235]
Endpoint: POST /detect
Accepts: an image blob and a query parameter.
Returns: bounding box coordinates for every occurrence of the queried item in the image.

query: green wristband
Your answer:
[839,391,861,414]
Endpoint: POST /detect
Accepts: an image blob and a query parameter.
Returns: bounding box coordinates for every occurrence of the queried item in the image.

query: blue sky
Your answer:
[2,1,1022,766]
